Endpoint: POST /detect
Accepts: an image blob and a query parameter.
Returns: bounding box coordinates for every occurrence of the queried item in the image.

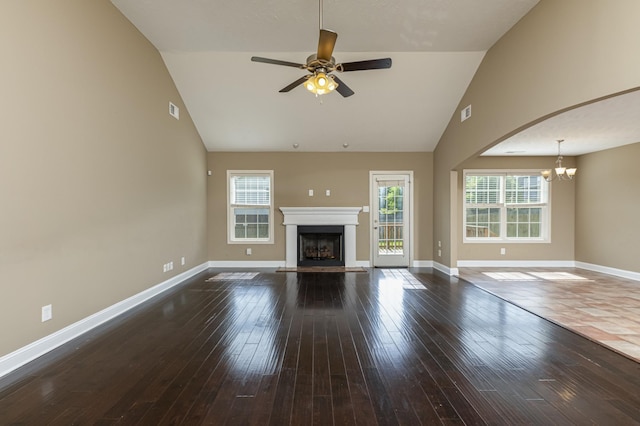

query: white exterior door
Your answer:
[371,172,411,267]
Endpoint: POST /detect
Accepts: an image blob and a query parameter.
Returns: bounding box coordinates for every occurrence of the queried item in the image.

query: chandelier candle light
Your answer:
[541,139,577,182]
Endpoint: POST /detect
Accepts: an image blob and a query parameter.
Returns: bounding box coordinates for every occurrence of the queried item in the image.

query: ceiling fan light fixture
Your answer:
[305,71,338,96]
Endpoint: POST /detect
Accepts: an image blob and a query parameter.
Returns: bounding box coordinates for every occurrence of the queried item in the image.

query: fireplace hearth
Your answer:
[298,226,344,267]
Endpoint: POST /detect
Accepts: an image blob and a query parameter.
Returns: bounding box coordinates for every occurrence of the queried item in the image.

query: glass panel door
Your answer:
[371,173,410,267]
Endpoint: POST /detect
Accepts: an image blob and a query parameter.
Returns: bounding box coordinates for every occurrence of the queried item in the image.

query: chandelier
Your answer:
[541,139,577,182]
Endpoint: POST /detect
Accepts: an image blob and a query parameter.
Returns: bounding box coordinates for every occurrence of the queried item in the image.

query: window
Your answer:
[227,171,274,243]
[464,171,549,242]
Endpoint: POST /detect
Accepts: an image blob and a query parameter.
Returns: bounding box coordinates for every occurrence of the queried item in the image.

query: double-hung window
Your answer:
[227,171,274,244]
[464,171,550,242]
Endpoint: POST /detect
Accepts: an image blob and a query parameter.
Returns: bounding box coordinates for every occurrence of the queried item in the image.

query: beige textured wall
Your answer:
[434,0,640,268]
[456,156,575,261]
[0,1,207,356]
[207,152,433,263]
[575,143,640,272]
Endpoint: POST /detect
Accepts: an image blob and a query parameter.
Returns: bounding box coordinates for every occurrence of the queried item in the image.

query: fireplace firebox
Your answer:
[297,225,344,267]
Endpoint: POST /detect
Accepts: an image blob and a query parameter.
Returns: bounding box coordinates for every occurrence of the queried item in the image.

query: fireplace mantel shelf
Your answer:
[280,207,362,226]
[280,207,362,268]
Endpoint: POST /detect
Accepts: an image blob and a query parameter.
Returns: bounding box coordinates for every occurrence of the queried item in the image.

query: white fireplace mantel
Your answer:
[280,207,362,268]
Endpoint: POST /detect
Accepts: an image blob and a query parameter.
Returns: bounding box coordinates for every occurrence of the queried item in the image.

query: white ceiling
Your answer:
[482,89,640,156]
[112,0,607,153]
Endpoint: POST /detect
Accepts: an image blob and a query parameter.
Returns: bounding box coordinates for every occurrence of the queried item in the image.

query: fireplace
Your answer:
[298,226,344,267]
[280,207,361,268]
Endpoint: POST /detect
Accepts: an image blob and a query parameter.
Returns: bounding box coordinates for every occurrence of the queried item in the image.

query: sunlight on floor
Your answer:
[206,272,259,281]
[380,269,426,289]
[529,272,590,281]
[483,272,539,281]
[483,271,592,282]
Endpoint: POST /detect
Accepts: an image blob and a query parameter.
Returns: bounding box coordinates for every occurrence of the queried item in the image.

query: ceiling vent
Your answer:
[461,105,471,122]
[169,102,179,120]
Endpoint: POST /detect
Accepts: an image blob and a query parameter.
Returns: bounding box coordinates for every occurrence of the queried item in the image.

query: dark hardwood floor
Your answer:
[1,268,640,425]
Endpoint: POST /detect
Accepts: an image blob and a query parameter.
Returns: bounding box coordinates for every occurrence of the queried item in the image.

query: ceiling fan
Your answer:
[250,0,392,98]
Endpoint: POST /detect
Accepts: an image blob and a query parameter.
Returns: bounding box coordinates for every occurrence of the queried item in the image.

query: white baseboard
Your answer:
[412,260,434,268]
[575,261,640,282]
[433,261,459,276]
[207,260,286,268]
[457,260,575,268]
[207,260,374,269]
[0,262,209,380]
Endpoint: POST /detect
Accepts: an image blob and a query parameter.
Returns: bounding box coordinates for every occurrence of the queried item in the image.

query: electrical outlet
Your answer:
[181,256,185,266]
[325,189,331,196]
[246,248,252,256]
[500,247,506,255]
[308,189,314,196]
[41,304,52,322]
[438,249,442,257]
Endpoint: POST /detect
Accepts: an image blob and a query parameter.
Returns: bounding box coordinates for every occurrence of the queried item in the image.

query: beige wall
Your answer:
[434,0,640,268]
[456,156,575,261]
[207,152,433,263]
[0,1,207,356]
[575,143,640,273]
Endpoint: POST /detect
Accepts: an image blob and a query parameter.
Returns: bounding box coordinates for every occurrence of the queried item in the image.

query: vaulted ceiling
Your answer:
[112,0,640,157]
[111,0,543,152]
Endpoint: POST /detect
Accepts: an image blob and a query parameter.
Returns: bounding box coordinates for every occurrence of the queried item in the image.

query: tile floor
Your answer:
[458,267,640,362]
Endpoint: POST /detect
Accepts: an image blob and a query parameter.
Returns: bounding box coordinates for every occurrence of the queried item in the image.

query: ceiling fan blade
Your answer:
[279,75,311,93]
[338,58,392,72]
[331,75,354,98]
[251,56,305,68]
[317,29,338,62]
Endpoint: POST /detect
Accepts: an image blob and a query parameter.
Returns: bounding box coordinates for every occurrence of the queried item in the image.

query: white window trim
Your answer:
[227,170,274,244]
[463,169,551,244]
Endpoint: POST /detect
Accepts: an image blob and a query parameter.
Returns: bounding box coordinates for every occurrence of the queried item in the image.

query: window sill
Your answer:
[228,239,274,245]
[463,238,550,244]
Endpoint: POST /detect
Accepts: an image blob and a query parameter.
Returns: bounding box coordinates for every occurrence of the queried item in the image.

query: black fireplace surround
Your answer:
[297,225,345,267]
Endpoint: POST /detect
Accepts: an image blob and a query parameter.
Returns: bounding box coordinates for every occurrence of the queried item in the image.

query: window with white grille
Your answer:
[227,171,274,243]
[464,171,550,242]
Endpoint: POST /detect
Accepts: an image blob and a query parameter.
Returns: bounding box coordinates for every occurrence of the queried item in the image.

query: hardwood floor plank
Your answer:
[291,373,313,425]
[330,374,356,426]
[267,368,296,426]
[313,314,331,397]
[362,367,399,425]
[247,374,279,426]
[312,395,333,426]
